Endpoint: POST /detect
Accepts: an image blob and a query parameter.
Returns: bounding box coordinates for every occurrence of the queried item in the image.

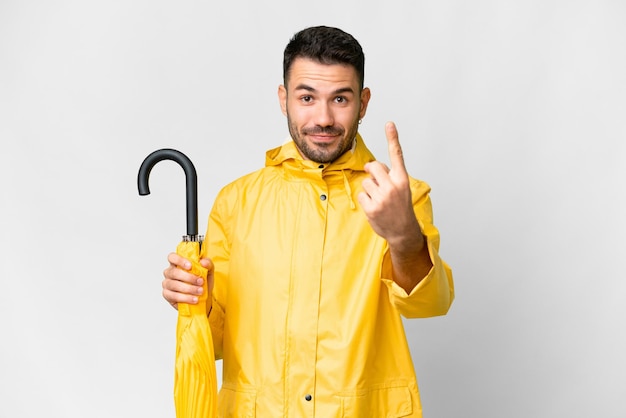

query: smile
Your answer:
[308,134,339,143]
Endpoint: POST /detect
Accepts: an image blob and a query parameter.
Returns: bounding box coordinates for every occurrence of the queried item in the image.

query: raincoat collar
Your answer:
[265,133,376,173]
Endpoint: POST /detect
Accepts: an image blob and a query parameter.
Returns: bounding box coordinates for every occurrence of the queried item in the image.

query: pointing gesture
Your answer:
[358,122,432,292]
[358,122,419,247]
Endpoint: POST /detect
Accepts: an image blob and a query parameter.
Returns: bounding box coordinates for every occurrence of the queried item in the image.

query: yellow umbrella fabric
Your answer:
[174,239,218,418]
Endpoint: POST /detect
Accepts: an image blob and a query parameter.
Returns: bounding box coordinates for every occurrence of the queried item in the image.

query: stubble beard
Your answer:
[287,113,360,164]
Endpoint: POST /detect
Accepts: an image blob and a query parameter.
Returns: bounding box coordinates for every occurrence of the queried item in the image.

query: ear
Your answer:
[278,85,288,116]
[359,87,371,120]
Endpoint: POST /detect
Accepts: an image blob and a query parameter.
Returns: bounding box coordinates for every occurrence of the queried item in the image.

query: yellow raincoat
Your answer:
[202,135,454,417]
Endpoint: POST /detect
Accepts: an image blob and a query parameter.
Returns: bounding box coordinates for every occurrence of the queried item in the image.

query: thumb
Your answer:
[200,258,214,271]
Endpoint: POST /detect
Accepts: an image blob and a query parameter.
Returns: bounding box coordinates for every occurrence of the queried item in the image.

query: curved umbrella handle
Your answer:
[137,148,199,237]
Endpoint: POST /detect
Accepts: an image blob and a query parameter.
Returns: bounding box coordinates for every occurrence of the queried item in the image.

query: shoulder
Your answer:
[213,166,279,208]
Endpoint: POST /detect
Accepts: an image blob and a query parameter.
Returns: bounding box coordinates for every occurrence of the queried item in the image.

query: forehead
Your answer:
[286,57,359,90]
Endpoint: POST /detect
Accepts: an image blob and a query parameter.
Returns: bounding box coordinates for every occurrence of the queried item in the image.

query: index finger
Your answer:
[385,121,407,173]
[167,252,192,271]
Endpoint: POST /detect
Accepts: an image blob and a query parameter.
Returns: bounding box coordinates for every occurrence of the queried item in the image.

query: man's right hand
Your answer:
[162,252,214,314]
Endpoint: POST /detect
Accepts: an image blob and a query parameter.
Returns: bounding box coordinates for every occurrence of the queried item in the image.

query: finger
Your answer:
[357,191,375,213]
[364,161,390,177]
[200,258,215,292]
[199,257,214,271]
[163,274,204,295]
[162,268,204,301]
[364,160,389,171]
[361,177,381,202]
[385,121,407,174]
[167,252,192,270]
[164,264,204,286]
[363,161,390,187]
[163,287,200,306]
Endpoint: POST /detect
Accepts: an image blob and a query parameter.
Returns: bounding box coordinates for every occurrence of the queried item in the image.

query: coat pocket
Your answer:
[336,383,413,418]
[217,384,257,417]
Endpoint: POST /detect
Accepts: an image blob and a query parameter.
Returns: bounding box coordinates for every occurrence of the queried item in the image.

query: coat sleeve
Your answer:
[380,178,455,318]
[202,187,233,360]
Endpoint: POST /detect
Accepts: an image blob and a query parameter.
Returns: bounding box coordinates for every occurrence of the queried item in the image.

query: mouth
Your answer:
[308,134,339,143]
[303,128,343,144]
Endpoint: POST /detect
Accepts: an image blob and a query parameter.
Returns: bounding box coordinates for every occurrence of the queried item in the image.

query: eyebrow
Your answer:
[294,84,356,95]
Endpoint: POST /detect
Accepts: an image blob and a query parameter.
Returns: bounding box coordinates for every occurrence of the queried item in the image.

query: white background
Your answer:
[1,1,625,417]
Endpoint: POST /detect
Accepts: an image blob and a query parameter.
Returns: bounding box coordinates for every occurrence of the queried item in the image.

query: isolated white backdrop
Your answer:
[1,1,624,417]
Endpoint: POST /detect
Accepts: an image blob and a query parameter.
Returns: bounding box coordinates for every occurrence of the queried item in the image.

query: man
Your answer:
[162,26,454,417]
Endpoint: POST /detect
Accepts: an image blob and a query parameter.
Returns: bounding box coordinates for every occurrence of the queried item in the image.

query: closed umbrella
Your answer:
[137,148,217,417]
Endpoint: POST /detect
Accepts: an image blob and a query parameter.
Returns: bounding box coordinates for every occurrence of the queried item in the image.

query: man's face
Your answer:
[278,58,371,164]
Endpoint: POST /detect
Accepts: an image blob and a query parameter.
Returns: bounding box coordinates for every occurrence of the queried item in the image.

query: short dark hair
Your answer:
[283,26,365,89]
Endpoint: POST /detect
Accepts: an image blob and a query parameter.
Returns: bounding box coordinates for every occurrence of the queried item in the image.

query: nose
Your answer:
[313,102,334,127]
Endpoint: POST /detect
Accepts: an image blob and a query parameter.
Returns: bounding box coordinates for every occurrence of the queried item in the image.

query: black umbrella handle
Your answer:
[137,148,199,237]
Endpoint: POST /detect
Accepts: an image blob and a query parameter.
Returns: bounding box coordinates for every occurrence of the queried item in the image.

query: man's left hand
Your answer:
[357,121,422,247]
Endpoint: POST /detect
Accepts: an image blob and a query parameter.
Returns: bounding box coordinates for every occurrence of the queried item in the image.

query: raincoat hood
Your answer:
[265,134,374,210]
[265,133,374,173]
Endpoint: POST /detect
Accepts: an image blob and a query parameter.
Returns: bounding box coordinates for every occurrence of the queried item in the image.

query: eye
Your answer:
[301,95,313,103]
[334,96,347,104]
